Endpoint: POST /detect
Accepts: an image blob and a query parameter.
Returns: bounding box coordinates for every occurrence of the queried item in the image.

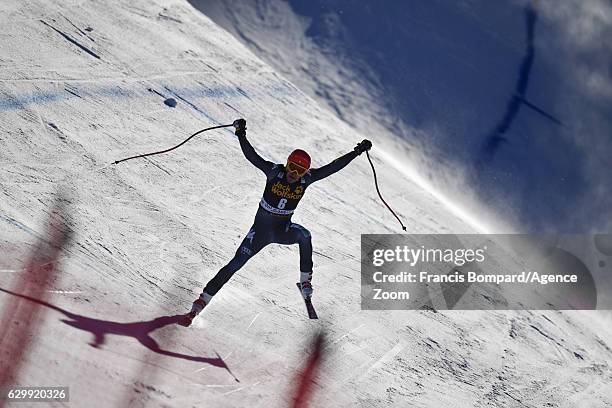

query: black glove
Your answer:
[354,139,372,155]
[233,118,246,137]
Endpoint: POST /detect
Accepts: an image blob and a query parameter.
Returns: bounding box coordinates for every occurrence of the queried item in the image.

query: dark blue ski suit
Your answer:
[202,132,359,296]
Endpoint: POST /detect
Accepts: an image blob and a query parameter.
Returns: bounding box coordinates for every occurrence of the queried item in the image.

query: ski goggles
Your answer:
[286,160,309,177]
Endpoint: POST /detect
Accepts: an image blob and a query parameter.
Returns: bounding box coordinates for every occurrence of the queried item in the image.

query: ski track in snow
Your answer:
[0,0,611,407]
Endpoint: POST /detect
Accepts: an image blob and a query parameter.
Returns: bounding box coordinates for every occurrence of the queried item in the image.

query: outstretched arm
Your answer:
[309,139,372,182]
[309,150,359,182]
[234,119,274,175]
[238,132,274,174]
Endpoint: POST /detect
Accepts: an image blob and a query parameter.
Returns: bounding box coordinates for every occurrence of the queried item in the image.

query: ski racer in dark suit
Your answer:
[188,119,371,319]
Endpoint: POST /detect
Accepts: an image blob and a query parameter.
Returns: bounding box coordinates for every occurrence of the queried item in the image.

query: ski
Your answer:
[179,312,196,327]
[296,282,318,319]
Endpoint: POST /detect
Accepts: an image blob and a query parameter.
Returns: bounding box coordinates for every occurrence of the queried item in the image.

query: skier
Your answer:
[187,118,371,322]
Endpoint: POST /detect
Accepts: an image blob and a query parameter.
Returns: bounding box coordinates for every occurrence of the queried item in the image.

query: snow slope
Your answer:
[0,1,611,407]
[190,0,612,233]
[191,0,523,235]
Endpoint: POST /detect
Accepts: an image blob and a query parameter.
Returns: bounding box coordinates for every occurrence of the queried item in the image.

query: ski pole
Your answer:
[112,123,234,165]
[365,150,407,231]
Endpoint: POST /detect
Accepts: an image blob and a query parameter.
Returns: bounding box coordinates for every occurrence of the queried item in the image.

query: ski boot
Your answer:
[299,272,314,299]
[296,274,318,319]
[299,280,313,299]
[182,296,208,326]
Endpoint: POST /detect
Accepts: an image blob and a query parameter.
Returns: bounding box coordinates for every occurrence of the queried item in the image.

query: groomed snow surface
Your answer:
[0,1,611,407]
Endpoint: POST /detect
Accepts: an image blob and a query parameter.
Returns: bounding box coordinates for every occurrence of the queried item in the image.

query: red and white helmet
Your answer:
[286,149,311,176]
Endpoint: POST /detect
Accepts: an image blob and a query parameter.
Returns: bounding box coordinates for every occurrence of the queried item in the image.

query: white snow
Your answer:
[0,1,611,407]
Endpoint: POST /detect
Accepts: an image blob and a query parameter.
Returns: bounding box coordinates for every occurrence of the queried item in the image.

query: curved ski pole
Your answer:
[365,150,407,231]
[113,123,234,165]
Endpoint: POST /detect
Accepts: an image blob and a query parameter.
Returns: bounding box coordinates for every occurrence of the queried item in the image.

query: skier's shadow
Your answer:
[0,287,227,369]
